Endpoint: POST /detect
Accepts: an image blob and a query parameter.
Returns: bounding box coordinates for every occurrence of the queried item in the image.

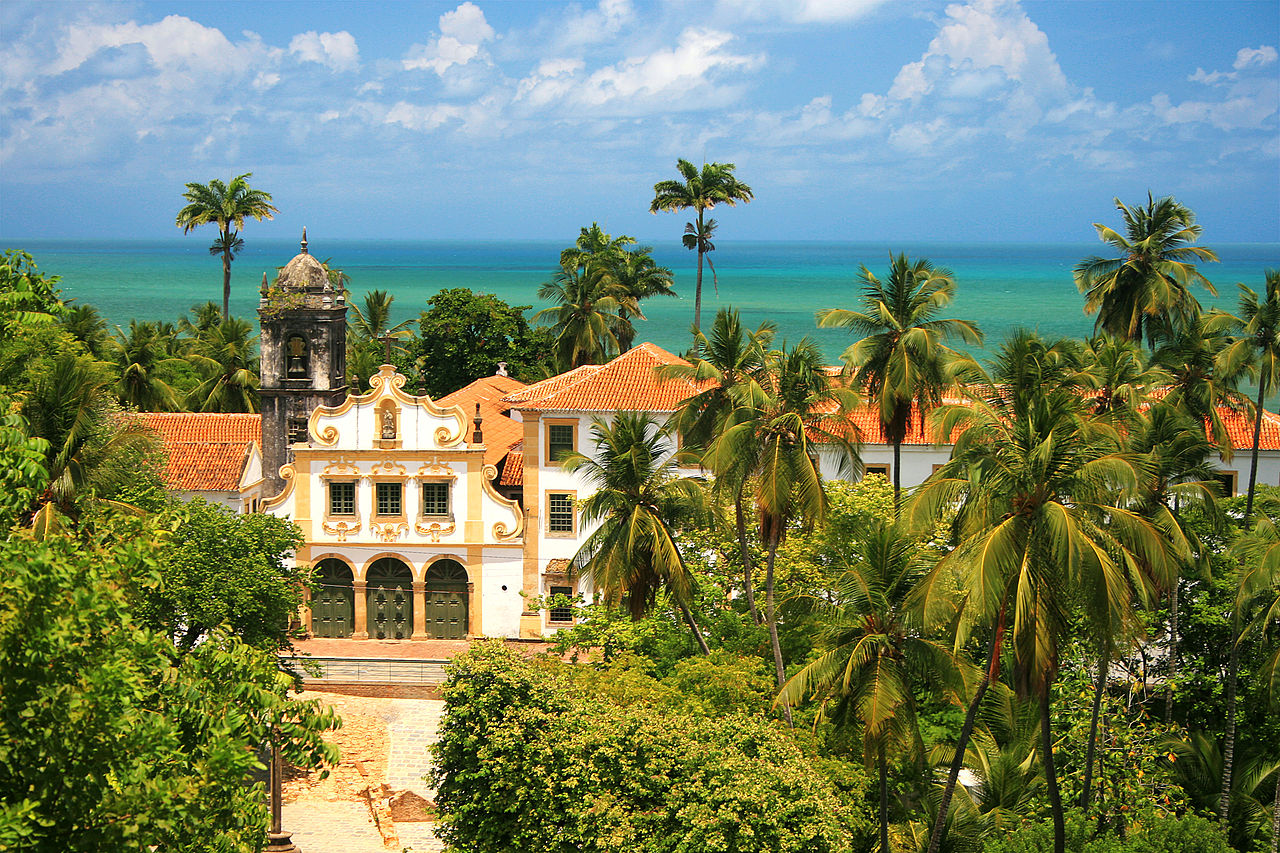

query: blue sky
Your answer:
[1,0,1276,243]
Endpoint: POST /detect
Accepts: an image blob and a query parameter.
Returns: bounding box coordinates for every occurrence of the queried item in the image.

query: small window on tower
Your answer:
[286,335,309,378]
[288,417,308,444]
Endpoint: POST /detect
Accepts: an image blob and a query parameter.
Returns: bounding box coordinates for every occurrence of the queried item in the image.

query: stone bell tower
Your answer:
[259,229,348,496]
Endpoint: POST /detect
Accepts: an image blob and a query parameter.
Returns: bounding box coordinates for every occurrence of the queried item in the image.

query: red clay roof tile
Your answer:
[437,374,528,466]
[135,413,261,491]
[501,343,705,412]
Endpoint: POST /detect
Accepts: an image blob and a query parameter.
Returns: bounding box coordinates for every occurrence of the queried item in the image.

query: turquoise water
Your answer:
[11,238,1278,363]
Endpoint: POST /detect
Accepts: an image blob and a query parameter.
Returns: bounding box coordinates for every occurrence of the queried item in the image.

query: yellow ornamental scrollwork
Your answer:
[370,460,407,477]
[371,521,409,543]
[263,464,296,511]
[414,518,457,543]
[323,456,361,476]
[322,519,361,542]
[481,464,524,541]
[416,457,456,479]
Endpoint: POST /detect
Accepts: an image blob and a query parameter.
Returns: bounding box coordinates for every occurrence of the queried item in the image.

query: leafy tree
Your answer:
[0,414,48,534]
[414,288,554,397]
[564,412,709,652]
[1216,269,1280,520]
[1151,308,1247,458]
[60,304,110,359]
[136,499,307,652]
[912,331,1174,853]
[175,172,278,320]
[817,252,983,508]
[535,257,636,368]
[0,520,338,852]
[650,159,754,334]
[1074,192,1217,345]
[779,519,966,853]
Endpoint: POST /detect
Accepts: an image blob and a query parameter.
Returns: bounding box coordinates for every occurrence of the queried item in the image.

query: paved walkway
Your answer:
[280,801,388,853]
[385,698,445,797]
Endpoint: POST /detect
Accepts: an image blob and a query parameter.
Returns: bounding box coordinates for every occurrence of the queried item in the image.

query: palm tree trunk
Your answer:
[1081,639,1110,809]
[1041,685,1066,853]
[765,539,793,727]
[1165,580,1179,725]
[221,237,233,320]
[678,600,710,655]
[1219,638,1239,824]
[693,209,705,334]
[878,741,890,853]
[926,607,1005,853]
[735,493,760,624]
[1247,380,1267,522]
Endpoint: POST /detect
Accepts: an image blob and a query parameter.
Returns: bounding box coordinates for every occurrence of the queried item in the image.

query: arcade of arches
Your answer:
[308,556,472,640]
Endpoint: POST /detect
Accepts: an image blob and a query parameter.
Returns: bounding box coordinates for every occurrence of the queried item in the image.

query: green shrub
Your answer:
[432,642,873,853]
[984,810,1231,853]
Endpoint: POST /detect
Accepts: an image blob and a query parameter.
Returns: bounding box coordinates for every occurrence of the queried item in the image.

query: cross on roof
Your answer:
[378,334,394,364]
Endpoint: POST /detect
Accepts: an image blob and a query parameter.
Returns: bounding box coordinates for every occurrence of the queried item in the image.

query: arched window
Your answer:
[286,335,309,378]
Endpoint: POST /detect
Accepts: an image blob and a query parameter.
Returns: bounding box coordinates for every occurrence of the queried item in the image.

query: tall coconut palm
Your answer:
[349,290,413,344]
[175,173,277,320]
[1074,192,1218,345]
[1216,270,1280,521]
[912,331,1173,853]
[660,308,775,623]
[562,412,708,652]
[109,321,182,412]
[817,252,983,509]
[1075,335,1170,426]
[650,159,753,334]
[60,304,110,359]
[778,520,966,853]
[186,318,260,413]
[1152,308,1247,459]
[704,339,859,722]
[558,224,674,354]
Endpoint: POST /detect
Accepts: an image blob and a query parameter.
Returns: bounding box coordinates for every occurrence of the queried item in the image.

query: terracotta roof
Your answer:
[501,343,705,412]
[499,444,524,486]
[437,374,528,465]
[136,413,261,491]
[1220,406,1280,450]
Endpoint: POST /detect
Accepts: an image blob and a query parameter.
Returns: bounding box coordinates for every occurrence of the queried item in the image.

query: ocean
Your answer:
[11,237,1279,364]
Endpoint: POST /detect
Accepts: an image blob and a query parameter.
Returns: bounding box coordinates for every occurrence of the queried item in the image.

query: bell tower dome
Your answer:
[258,229,348,495]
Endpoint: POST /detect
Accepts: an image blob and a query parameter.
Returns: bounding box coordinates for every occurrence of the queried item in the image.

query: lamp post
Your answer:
[265,734,301,852]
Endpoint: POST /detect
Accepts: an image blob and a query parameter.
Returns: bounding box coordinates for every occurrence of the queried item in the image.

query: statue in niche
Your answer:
[381,407,396,439]
[286,336,308,378]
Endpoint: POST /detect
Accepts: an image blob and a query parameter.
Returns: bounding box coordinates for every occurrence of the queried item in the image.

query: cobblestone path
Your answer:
[280,801,387,853]
[385,697,445,798]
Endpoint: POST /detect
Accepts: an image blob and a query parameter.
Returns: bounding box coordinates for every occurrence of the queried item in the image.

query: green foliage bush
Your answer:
[984,810,1231,853]
[432,642,873,853]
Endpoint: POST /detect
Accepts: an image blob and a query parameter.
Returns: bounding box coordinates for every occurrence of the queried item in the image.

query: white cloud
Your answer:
[718,0,890,24]
[887,0,1068,102]
[384,101,463,131]
[555,0,634,49]
[404,2,494,75]
[1234,45,1277,70]
[572,28,761,107]
[289,30,359,72]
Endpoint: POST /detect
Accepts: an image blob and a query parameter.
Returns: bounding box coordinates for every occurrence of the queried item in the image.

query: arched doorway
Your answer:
[424,559,469,640]
[312,558,354,638]
[366,557,413,640]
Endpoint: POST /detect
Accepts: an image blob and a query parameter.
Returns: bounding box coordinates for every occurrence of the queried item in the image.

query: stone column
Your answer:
[412,580,427,639]
[301,587,313,637]
[352,580,369,639]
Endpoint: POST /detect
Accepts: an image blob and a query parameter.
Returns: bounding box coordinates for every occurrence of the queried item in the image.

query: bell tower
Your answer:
[259,229,348,496]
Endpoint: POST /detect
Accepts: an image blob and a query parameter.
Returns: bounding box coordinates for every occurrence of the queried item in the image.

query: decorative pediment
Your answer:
[414,518,457,542]
[308,365,468,450]
[417,456,457,480]
[323,456,362,476]
[322,518,361,542]
[371,521,409,543]
[370,460,407,477]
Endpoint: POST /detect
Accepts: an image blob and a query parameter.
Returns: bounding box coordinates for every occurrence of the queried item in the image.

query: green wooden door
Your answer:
[313,559,354,638]
[424,560,469,640]
[366,558,413,640]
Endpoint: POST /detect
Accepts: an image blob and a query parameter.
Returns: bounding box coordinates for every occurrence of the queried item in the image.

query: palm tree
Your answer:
[18,351,157,535]
[911,331,1173,853]
[349,289,413,344]
[175,173,277,320]
[562,412,708,653]
[660,308,775,623]
[109,321,182,412]
[1151,308,1247,459]
[650,159,753,334]
[778,519,966,853]
[186,318,260,413]
[817,252,983,509]
[1216,270,1280,521]
[1074,192,1218,345]
[704,339,859,722]
[1075,335,1170,426]
[535,261,636,369]
[60,304,109,359]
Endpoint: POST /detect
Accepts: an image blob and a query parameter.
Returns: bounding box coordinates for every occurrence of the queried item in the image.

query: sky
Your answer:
[1,0,1277,244]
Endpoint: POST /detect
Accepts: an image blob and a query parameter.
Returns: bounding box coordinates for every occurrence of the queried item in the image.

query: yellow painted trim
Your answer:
[262,463,296,510]
[358,551,419,581]
[521,413,541,607]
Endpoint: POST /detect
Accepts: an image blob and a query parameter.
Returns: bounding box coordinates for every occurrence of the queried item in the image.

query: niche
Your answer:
[286,335,309,378]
